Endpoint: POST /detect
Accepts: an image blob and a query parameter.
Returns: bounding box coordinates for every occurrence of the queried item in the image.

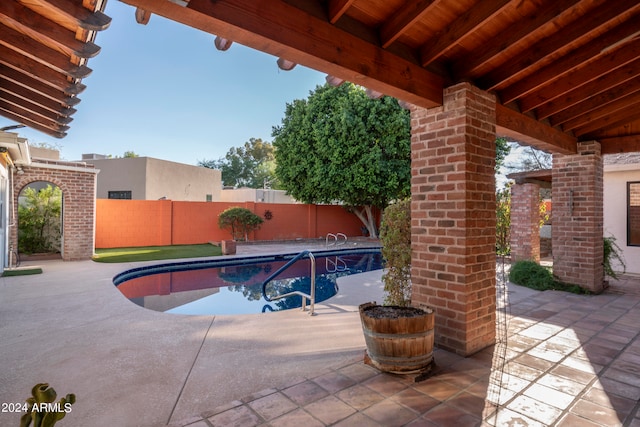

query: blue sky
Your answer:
[0,1,326,164]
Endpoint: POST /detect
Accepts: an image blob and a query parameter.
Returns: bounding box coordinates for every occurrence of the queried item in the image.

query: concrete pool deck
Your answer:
[1,243,639,426]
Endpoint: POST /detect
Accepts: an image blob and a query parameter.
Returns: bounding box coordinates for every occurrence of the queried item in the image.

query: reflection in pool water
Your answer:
[115,249,383,315]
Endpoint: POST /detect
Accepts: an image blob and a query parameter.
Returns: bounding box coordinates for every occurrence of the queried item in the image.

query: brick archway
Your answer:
[11,163,98,261]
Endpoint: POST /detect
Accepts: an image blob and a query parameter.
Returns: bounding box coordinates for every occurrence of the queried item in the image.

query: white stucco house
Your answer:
[604,153,640,275]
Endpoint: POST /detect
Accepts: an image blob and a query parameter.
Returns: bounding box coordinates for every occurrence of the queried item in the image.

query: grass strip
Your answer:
[93,244,222,263]
[2,268,43,277]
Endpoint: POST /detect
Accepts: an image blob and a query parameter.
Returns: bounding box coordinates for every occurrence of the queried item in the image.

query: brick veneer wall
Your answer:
[12,165,97,261]
[552,141,604,292]
[510,183,541,262]
[410,82,497,356]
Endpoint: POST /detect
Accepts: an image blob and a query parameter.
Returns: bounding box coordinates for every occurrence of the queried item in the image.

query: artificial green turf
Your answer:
[2,268,43,277]
[93,244,222,263]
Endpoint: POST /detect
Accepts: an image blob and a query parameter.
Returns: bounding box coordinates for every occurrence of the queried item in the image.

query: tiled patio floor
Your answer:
[175,274,640,427]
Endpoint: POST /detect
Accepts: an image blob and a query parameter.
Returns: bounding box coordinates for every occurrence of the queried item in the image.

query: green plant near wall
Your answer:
[379,199,412,306]
[603,236,626,280]
[496,186,511,256]
[218,207,264,241]
[18,185,62,254]
[20,383,75,427]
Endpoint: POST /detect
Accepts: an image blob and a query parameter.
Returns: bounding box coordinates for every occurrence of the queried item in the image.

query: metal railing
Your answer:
[262,250,316,315]
[326,232,347,247]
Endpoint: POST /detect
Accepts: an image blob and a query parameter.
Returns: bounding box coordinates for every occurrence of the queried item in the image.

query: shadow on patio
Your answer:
[184,274,640,427]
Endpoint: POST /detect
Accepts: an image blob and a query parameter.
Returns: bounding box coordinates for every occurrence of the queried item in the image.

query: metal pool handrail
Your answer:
[326,232,347,247]
[262,250,316,315]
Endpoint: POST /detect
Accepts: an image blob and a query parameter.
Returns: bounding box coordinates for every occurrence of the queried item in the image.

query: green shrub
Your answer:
[603,236,626,280]
[509,260,590,294]
[379,199,411,306]
[218,207,263,241]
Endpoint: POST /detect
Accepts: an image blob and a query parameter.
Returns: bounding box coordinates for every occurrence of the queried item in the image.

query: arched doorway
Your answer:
[17,181,63,260]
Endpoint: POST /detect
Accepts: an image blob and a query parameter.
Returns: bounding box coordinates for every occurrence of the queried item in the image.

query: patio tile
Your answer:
[390,388,440,414]
[512,352,555,371]
[207,405,263,427]
[523,383,576,410]
[269,408,324,427]
[361,373,409,396]
[332,412,382,427]
[311,371,357,393]
[413,378,462,401]
[505,361,545,381]
[483,408,546,427]
[592,377,640,400]
[550,364,597,385]
[281,380,329,406]
[603,367,640,388]
[582,386,637,416]
[537,372,587,395]
[421,403,481,427]
[507,395,563,425]
[247,392,297,421]
[304,395,356,424]
[362,399,420,426]
[446,390,491,415]
[556,413,603,427]
[560,355,604,374]
[337,361,379,382]
[335,384,385,410]
[570,399,624,427]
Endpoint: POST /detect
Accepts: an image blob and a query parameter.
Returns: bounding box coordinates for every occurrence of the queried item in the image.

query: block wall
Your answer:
[552,141,604,292]
[410,82,497,356]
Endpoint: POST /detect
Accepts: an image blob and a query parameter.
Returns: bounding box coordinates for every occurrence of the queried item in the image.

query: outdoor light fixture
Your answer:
[277,58,296,71]
[325,75,344,87]
[214,36,232,51]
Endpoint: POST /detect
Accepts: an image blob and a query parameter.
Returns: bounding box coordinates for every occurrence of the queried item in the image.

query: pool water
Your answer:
[114,248,383,315]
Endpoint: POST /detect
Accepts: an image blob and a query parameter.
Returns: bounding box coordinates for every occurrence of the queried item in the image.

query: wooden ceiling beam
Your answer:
[495,103,576,155]
[0,23,91,77]
[0,81,76,116]
[0,44,91,80]
[0,66,84,98]
[500,17,640,105]
[454,0,582,80]
[518,38,640,113]
[18,0,111,32]
[537,58,640,120]
[0,89,73,124]
[562,90,640,131]
[573,102,640,137]
[550,75,640,126]
[419,0,511,67]
[479,0,640,91]
[0,1,100,59]
[0,60,79,95]
[380,0,437,49]
[600,135,640,154]
[0,101,70,131]
[327,0,354,24]
[0,76,80,108]
[120,0,444,108]
[0,107,66,138]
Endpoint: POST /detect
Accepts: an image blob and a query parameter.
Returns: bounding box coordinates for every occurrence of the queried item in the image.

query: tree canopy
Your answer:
[199,138,278,189]
[272,83,411,237]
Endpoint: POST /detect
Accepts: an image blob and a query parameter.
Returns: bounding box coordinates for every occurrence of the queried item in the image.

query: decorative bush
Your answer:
[509,260,589,294]
[218,207,263,241]
[379,199,411,306]
[18,184,62,254]
[603,236,626,280]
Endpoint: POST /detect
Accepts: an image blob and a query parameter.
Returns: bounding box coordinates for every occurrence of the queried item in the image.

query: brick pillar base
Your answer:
[410,82,496,356]
[552,141,604,292]
[510,183,541,262]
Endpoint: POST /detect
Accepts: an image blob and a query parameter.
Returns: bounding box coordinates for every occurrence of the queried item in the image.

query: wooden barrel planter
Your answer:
[359,302,435,374]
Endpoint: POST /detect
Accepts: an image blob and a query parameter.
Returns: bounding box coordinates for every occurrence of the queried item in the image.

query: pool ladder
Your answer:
[326,232,347,247]
[262,250,316,316]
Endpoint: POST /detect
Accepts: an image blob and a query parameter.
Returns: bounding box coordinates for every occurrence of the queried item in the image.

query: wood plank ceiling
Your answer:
[3,0,640,157]
[0,0,110,138]
[119,0,640,155]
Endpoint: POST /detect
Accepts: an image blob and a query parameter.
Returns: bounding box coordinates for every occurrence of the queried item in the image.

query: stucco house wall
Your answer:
[604,154,640,275]
[85,156,221,201]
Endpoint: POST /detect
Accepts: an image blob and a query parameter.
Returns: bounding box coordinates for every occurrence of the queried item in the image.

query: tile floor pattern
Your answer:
[172,277,640,427]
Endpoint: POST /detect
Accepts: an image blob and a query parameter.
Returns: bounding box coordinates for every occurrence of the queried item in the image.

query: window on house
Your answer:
[206,194,212,202]
[108,191,132,200]
[629,182,640,246]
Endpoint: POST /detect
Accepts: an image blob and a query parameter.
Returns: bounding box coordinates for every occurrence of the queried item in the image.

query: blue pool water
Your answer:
[114,248,383,315]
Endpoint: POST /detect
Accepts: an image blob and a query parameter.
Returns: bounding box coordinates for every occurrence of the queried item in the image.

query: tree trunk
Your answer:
[351,206,378,238]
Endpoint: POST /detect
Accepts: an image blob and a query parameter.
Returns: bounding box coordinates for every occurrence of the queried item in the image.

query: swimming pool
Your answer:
[114,247,383,315]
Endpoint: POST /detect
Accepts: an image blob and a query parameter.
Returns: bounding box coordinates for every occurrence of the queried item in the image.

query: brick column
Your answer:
[552,141,604,292]
[410,82,496,356]
[510,183,541,262]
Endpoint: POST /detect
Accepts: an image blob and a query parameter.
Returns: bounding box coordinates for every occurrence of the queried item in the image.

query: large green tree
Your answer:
[272,83,411,238]
[199,138,278,188]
